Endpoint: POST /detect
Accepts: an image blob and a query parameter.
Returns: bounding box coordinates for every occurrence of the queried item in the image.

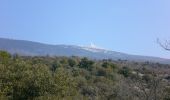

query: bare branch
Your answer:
[157,38,170,51]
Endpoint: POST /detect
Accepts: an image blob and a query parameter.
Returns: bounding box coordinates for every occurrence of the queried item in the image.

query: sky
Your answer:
[0,0,170,58]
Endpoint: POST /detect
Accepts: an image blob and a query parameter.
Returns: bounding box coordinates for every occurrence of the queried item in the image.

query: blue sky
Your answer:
[0,0,170,58]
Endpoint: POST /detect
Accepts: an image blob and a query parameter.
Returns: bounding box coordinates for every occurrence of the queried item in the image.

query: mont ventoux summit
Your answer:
[0,37,170,64]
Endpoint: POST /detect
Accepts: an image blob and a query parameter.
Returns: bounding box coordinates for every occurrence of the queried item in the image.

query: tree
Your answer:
[118,67,132,78]
[157,38,170,51]
[79,57,94,70]
[51,61,61,72]
[53,68,78,98]
[68,58,77,67]
[0,51,11,65]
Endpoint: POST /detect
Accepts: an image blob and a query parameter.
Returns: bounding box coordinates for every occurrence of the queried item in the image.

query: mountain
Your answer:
[0,38,170,64]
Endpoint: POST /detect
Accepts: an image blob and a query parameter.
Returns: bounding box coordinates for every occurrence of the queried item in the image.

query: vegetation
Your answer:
[0,51,170,100]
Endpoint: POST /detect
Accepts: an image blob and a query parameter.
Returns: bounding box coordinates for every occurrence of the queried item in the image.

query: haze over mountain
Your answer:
[0,38,170,64]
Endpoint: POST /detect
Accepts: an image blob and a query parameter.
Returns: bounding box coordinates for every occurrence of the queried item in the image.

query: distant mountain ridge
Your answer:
[0,38,170,64]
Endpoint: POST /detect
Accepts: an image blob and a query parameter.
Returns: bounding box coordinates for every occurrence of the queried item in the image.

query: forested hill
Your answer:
[0,37,170,64]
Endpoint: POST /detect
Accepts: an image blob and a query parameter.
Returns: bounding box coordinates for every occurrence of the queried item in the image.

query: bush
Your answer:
[79,57,94,70]
[118,67,132,77]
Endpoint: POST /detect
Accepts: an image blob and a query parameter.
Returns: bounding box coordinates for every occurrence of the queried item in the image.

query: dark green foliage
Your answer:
[102,61,116,69]
[0,51,169,100]
[68,58,77,67]
[102,61,109,68]
[51,61,61,72]
[97,68,107,76]
[118,67,132,77]
[79,57,94,70]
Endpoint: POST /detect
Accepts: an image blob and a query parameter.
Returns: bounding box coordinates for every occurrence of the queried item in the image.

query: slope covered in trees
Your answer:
[0,51,170,100]
[1,38,170,64]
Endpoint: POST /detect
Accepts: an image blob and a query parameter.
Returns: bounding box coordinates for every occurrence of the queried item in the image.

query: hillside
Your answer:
[0,38,169,64]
